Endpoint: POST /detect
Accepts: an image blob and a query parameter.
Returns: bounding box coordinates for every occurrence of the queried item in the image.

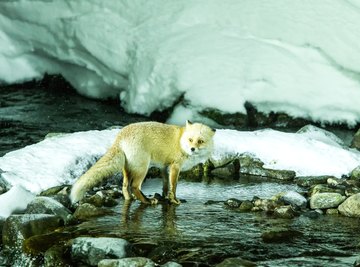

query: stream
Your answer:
[1,79,360,266]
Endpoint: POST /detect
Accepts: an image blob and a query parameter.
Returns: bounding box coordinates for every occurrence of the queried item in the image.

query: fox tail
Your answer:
[70,145,125,204]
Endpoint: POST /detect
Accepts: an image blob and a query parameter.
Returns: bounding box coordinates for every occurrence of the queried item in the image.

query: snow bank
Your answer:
[1,1,360,125]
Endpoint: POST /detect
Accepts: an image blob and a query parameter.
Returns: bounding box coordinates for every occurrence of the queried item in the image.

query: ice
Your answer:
[1,1,360,125]
[0,185,35,218]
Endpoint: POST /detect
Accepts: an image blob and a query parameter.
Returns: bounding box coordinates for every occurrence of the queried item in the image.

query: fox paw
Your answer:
[149,198,159,205]
[169,198,181,205]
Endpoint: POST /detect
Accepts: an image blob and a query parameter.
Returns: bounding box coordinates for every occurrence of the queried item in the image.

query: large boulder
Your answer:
[310,193,346,209]
[98,258,156,267]
[2,214,64,248]
[338,193,360,217]
[280,191,307,208]
[71,237,132,266]
[25,197,72,224]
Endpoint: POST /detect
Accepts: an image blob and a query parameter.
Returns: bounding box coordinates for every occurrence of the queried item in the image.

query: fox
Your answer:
[70,120,216,205]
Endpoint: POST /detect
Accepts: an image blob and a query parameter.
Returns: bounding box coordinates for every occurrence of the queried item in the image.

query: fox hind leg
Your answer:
[129,166,158,205]
[122,168,132,201]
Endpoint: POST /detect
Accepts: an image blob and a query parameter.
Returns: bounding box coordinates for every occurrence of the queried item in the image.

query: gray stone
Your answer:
[215,256,257,267]
[211,160,239,178]
[310,193,346,209]
[350,166,360,181]
[71,237,132,266]
[162,261,182,267]
[224,198,242,209]
[2,214,64,248]
[281,191,307,208]
[326,209,339,215]
[309,184,344,197]
[295,176,331,187]
[44,245,72,267]
[73,203,112,220]
[274,206,296,219]
[26,196,72,223]
[98,257,155,267]
[239,200,254,212]
[338,193,360,217]
[253,199,278,211]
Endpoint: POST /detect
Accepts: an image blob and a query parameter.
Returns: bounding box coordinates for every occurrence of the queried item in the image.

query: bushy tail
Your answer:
[70,145,125,204]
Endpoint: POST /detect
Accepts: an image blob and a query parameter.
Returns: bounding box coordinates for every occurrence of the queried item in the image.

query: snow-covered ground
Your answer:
[1,1,360,125]
[1,126,360,218]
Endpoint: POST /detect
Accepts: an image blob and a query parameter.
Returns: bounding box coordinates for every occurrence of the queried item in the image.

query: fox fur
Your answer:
[70,120,215,205]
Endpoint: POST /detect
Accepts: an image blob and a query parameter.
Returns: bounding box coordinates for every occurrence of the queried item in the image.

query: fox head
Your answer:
[180,120,216,156]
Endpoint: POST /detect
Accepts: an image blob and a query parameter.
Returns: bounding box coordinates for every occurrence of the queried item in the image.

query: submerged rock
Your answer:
[310,193,346,209]
[274,206,297,219]
[215,257,256,267]
[73,203,113,220]
[261,228,302,243]
[2,214,64,248]
[98,257,156,267]
[338,193,360,217]
[71,237,132,266]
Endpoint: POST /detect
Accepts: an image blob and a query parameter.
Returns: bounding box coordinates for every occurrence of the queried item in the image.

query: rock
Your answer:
[327,177,346,187]
[162,261,183,267]
[83,191,118,207]
[44,245,72,267]
[98,257,156,267]
[224,198,242,209]
[211,159,239,178]
[295,176,331,187]
[2,214,64,248]
[261,228,302,243]
[215,256,257,267]
[309,184,345,197]
[73,203,113,220]
[351,128,360,150]
[71,237,132,266]
[280,191,307,209]
[310,193,346,209]
[0,218,5,244]
[253,198,278,211]
[326,209,339,215]
[25,196,72,224]
[338,193,360,217]
[350,166,360,181]
[354,256,360,267]
[239,155,295,181]
[40,185,69,196]
[297,125,344,146]
[274,206,296,219]
[239,200,254,212]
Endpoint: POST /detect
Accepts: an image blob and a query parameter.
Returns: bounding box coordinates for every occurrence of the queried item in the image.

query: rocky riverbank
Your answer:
[1,154,360,266]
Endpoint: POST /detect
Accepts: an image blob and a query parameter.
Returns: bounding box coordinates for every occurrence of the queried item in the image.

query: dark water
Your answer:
[1,81,360,266]
[0,76,146,156]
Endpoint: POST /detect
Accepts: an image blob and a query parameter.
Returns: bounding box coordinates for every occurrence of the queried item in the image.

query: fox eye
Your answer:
[198,139,204,144]
[189,138,193,142]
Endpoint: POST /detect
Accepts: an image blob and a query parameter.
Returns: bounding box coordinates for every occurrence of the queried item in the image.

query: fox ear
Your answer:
[186,120,193,127]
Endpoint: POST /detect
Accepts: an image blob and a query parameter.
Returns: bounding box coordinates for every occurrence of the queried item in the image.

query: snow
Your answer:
[1,1,360,125]
[1,126,360,218]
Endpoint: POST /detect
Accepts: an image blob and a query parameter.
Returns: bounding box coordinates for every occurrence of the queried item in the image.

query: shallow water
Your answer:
[74,178,360,266]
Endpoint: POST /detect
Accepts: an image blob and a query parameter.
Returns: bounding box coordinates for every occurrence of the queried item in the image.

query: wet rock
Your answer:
[44,244,72,267]
[98,257,156,267]
[224,198,242,209]
[181,163,204,182]
[71,237,132,266]
[261,228,302,243]
[303,210,323,219]
[350,166,360,181]
[345,186,360,197]
[327,177,346,187]
[211,159,239,178]
[2,214,64,248]
[162,261,183,267]
[280,191,307,209]
[73,203,113,221]
[239,200,254,212]
[338,193,360,217]
[239,155,295,181]
[83,191,118,207]
[309,184,345,197]
[253,198,278,212]
[215,256,256,267]
[25,196,72,224]
[295,176,330,187]
[351,128,360,150]
[354,256,360,267]
[40,185,69,196]
[326,209,339,215]
[274,206,296,219]
[310,193,346,209]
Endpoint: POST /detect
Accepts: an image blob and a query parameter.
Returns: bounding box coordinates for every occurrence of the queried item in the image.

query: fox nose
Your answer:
[191,147,195,152]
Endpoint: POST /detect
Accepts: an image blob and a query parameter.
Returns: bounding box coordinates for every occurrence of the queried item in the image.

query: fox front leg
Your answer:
[168,163,181,205]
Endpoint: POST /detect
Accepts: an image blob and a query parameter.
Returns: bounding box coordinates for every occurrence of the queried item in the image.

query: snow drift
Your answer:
[1,0,360,125]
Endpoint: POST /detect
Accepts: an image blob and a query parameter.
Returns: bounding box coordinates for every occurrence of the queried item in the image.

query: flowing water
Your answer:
[1,80,360,266]
[71,178,360,266]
